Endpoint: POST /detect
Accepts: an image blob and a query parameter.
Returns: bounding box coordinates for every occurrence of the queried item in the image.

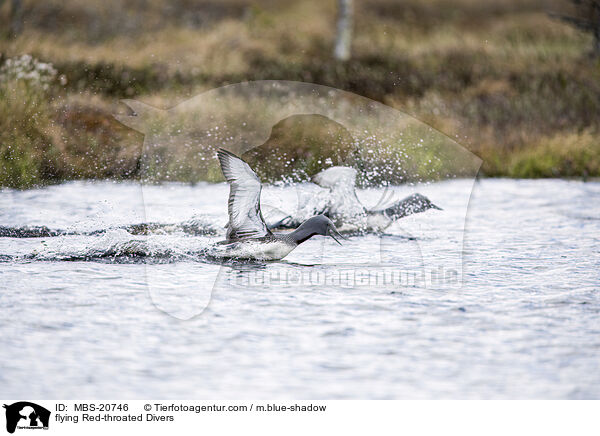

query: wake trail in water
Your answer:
[13,228,216,264]
[1,228,284,265]
[0,218,220,239]
[0,225,65,238]
[0,214,229,263]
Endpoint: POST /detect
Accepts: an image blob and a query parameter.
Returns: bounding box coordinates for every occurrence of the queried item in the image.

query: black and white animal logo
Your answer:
[3,402,50,434]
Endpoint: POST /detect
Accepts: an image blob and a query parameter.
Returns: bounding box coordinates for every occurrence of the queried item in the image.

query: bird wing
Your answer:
[368,186,398,212]
[217,148,271,241]
[311,166,357,189]
[311,166,368,217]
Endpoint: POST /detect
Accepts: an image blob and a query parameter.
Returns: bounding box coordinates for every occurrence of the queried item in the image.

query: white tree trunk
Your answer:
[10,0,23,37]
[334,0,353,61]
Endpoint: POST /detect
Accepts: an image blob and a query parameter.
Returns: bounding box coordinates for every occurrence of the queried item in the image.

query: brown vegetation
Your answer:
[1,0,599,187]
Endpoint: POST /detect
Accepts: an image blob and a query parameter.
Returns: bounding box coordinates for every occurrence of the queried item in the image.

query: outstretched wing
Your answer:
[311,166,357,189]
[217,148,271,241]
[368,186,398,212]
[311,166,366,217]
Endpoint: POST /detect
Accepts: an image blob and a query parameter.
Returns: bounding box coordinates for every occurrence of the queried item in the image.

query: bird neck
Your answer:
[289,223,318,245]
[383,198,417,220]
[383,206,408,220]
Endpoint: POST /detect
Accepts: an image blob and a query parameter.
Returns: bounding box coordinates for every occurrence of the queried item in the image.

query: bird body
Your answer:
[209,237,296,261]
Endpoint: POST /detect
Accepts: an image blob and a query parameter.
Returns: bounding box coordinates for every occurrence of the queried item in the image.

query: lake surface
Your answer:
[0,179,599,399]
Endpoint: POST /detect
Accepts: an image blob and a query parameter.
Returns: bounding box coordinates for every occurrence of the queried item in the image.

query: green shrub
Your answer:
[0,56,62,188]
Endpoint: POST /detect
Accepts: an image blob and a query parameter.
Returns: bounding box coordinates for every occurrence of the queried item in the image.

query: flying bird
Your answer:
[208,149,344,261]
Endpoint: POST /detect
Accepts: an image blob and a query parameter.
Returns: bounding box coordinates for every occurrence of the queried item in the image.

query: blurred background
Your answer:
[1,0,599,188]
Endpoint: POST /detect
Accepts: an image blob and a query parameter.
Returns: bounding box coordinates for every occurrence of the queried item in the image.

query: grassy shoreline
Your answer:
[1,0,599,188]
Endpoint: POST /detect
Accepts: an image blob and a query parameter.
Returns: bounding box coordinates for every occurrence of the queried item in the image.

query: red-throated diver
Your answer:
[209,149,344,261]
[269,166,441,233]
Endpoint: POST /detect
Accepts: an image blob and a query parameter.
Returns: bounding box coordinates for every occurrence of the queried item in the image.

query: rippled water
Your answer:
[1,179,599,398]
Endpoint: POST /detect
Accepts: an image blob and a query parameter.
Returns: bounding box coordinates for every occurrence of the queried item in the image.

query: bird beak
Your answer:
[432,203,443,210]
[327,226,345,245]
